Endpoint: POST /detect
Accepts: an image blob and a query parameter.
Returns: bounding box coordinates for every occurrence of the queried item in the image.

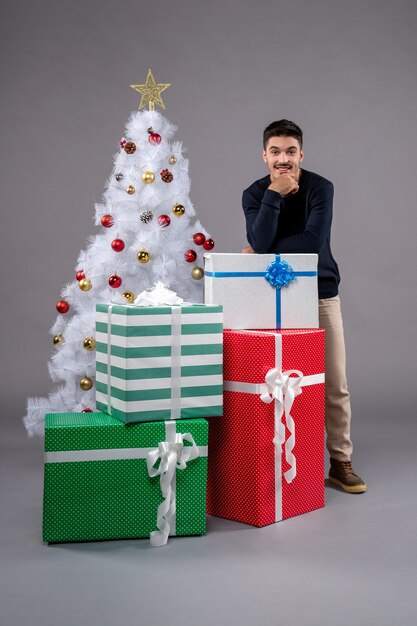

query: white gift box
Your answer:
[204,253,318,329]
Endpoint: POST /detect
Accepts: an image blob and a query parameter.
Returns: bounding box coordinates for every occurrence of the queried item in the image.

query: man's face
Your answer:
[262,135,304,182]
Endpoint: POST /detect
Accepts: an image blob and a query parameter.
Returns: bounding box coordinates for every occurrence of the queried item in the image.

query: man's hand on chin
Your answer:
[268,172,299,196]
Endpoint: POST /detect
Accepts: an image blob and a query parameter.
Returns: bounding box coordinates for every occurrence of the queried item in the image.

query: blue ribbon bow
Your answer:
[265,258,296,289]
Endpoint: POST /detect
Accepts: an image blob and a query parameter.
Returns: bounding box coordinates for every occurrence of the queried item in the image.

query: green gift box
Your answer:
[95,303,223,423]
[43,413,208,545]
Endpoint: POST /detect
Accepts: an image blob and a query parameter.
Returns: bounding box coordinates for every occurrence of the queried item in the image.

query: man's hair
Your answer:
[263,120,303,149]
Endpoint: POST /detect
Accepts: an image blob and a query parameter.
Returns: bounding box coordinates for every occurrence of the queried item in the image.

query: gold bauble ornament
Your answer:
[123,291,135,303]
[53,334,63,346]
[137,250,150,263]
[83,337,96,351]
[127,184,136,195]
[79,376,93,391]
[142,171,155,184]
[172,203,185,216]
[79,278,92,291]
[168,155,177,165]
[191,266,204,280]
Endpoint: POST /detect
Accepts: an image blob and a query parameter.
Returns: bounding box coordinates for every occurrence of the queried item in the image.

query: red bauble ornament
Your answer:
[157,214,171,227]
[56,300,70,314]
[193,232,206,246]
[203,238,215,250]
[111,238,125,252]
[76,270,85,281]
[101,214,113,228]
[147,127,162,145]
[82,408,93,413]
[108,274,122,288]
[184,249,197,263]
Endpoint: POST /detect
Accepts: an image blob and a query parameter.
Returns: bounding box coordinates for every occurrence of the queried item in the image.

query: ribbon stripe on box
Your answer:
[223,331,324,522]
[104,304,186,420]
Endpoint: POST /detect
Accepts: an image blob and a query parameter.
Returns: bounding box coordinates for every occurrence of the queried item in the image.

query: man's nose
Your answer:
[278,152,288,163]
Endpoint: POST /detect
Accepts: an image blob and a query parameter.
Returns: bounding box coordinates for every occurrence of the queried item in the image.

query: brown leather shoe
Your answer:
[329,458,367,493]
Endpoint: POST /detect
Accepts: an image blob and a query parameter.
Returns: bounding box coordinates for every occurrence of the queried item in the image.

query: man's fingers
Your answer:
[269,173,299,196]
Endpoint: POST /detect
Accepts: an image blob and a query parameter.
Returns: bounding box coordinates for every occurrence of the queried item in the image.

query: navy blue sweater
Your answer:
[242,168,340,299]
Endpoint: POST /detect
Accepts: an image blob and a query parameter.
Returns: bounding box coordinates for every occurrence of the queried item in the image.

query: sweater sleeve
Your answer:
[274,181,334,254]
[242,186,283,253]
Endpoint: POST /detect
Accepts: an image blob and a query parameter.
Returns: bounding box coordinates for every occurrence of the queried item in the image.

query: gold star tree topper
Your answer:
[130,69,172,111]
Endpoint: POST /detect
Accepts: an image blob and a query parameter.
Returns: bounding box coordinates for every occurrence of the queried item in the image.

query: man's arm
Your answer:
[242,186,284,253]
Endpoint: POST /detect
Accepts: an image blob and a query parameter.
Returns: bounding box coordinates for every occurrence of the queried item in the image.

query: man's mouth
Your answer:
[275,165,291,171]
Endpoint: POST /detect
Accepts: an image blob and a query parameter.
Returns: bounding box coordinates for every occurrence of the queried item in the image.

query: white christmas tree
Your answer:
[25,70,215,437]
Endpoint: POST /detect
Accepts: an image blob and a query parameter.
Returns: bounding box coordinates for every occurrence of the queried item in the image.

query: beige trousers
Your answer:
[319,295,353,462]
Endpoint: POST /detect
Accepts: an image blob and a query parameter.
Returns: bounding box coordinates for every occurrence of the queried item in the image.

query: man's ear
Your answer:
[262,150,267,164]
[300,150,304,162]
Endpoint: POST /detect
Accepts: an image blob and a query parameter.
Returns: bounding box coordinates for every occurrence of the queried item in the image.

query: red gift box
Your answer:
[207,328,325,527]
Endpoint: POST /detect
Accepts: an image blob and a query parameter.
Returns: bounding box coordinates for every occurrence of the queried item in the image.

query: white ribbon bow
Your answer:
[146,432,199,547]
[260,368,303,484]
[134,281,184,306]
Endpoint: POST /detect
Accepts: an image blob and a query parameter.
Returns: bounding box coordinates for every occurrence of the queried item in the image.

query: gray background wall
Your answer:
[2,3,417,625]
[1,0,416,422]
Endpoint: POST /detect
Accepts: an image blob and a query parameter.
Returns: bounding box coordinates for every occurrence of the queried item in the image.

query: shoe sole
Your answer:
[328,476,367,493]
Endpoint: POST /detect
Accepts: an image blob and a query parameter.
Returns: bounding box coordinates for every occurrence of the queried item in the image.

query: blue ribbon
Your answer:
[205,255,316,328]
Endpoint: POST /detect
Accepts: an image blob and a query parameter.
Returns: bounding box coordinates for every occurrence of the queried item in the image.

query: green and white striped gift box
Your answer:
[95,303,223,424]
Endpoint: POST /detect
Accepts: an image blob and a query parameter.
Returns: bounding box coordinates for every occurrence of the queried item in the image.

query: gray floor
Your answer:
[1,407,417,626]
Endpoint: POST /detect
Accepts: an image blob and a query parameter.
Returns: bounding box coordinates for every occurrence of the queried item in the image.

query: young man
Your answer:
[242,119,367,493]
